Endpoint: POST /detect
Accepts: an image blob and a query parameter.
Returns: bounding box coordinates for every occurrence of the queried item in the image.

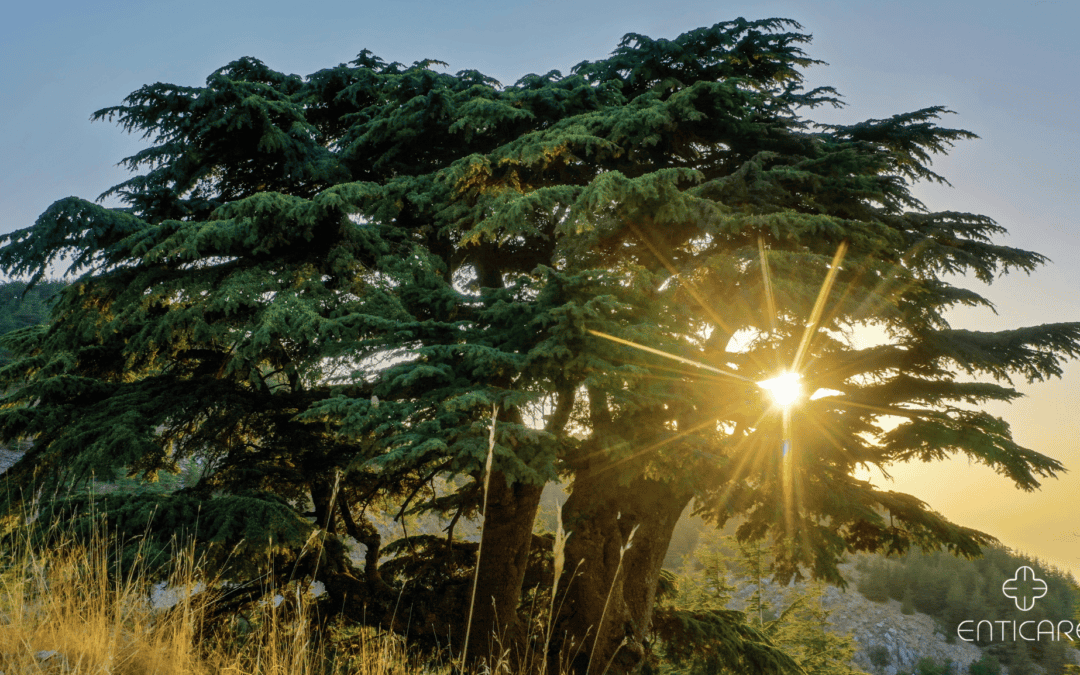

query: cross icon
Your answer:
[1002,566,1048,612]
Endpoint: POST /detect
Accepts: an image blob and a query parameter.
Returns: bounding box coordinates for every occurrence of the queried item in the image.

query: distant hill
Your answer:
[851,545,1079,674]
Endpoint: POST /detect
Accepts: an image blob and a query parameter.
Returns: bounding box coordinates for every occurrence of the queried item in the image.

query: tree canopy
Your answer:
[0,16,1077,674]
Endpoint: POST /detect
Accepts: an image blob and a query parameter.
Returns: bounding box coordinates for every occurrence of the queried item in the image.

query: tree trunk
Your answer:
[310,475,339,534]
[551,464,691,675]
[464,470,545,670]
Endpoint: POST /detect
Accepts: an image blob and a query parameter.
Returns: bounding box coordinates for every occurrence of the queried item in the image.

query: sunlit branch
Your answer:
[588,330,757,384]
[624,219,737,338]
[578,416,725,478]
[844,238,932,326]
[700,407,778,513]
[825,398,944,420]
[617,357,750,386]
[800,412,887,477]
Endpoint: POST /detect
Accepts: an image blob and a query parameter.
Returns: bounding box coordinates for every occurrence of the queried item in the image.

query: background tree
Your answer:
[867,645,891,674]
[0,16,1078,675]
[652,531,861,675]
[856,560,890,604]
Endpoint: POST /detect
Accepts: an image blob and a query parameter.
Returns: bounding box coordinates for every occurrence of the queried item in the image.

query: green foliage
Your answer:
[856,559,890,603]
[867,645,890,671]
[21,489,319,586]
[0,14,1078,672]
[913,657,950,675]
[652,530,862,675]
[968,652,1000,675]
[649,607,802,675]
[900,588,915,615]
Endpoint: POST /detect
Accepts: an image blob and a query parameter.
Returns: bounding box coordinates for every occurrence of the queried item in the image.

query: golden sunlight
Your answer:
[758,372,803,409]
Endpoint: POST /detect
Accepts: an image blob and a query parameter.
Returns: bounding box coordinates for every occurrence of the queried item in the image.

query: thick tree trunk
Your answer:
[464,470,545,669]
[551,465,691,675]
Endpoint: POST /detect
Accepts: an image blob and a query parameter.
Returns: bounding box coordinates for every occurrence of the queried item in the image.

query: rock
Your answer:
[35,650,70,671]
[0,448,23,474]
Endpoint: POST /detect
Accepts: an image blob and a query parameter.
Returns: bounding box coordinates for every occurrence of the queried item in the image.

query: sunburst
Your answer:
[589,238,849,419]
[587,234,853,544]
[758,371,802,409]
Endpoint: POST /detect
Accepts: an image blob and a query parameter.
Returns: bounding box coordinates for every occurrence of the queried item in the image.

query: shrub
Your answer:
[969,652,1001,675]
[868,644,892,671]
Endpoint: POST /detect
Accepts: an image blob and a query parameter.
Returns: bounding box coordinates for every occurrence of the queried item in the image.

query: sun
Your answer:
[758,372,803,409]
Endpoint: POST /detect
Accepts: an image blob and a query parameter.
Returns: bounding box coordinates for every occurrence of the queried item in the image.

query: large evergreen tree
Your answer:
[0,17,1077,674]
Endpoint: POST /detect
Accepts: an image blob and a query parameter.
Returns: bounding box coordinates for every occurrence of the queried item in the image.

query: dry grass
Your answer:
[0,502,434,675]
[0,415,601,675]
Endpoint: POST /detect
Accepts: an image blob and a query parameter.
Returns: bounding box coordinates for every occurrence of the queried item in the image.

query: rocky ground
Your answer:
[726,562,981,674]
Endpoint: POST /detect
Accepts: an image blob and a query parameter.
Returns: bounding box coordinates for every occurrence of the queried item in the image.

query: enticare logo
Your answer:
[957,566,1077,643]
[1002,565,1047,611]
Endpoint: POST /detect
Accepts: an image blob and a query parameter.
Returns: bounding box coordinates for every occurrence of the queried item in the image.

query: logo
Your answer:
[1002,566,1048,612]
[957,566,1074,644]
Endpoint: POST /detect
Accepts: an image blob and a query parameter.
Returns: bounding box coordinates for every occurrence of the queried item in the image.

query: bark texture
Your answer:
[465,470,545,669]
[552,465,691,675]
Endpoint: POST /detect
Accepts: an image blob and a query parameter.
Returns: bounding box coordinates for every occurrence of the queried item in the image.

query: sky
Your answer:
[2,0,1079,573]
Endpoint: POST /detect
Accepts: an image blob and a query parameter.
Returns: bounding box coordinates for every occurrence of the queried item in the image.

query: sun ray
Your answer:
[800,411,885,477]
[616,357,749,385]
[588,330,757,384]
[758,236,779,336]
[844,238,932,328]
[702,408,780,514]
[780,404,804,539]
[622,219,773,374]
[823,398,942,420]
[590,235,885,571]
[791,241,849,374]
[782,425,799,541]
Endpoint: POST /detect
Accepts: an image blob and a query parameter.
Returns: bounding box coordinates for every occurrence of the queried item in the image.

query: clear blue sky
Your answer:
[2,0,1079,571]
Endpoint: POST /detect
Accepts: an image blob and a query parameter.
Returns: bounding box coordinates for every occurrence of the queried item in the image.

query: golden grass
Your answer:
[0,418,587,675]
[0,506,433,675]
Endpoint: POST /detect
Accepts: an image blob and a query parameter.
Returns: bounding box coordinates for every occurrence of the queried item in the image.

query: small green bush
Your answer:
[968,652,1001,675]
[868,644,891,671]
[915,656,950,675]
